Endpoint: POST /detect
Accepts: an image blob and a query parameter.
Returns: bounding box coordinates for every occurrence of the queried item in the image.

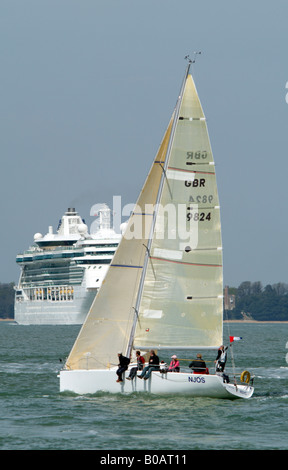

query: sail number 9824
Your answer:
[187,211,211,222]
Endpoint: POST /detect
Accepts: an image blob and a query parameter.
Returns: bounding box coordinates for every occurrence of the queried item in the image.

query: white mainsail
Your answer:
[133,73,223,350]
[65,65,223,372]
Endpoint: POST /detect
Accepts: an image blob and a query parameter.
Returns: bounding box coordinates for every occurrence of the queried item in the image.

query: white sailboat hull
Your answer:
[59,369,254,399]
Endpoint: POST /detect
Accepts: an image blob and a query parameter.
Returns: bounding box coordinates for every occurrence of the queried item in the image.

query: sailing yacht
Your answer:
[59,61,254,399]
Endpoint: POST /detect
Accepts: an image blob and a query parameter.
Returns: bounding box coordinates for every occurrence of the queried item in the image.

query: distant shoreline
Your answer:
[224,320,288,323]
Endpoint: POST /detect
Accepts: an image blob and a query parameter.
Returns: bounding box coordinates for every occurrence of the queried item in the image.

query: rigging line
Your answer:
[229,343,237,387]
[132,307,141,331]
[176,358,215,363]
[150,256,222,268]
[133,306,140,320]
[159,162,172,199]
[70,355,113,370]
[223,308,237,384]
[110,264,143,269]
[143,243,156,280]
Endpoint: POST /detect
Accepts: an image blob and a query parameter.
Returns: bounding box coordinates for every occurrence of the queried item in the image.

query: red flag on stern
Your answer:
[229,336,242,343]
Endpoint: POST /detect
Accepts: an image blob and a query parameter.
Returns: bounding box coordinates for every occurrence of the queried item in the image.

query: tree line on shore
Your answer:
[1,281,288,321]
[225,281,288,321]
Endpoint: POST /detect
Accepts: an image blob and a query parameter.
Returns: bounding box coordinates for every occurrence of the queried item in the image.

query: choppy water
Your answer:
[0,321,287,451]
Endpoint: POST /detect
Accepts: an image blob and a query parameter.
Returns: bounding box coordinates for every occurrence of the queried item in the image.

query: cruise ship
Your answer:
[14,205,121,325]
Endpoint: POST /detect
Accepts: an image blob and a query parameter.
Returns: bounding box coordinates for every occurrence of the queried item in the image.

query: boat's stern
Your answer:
[222,381,254,399]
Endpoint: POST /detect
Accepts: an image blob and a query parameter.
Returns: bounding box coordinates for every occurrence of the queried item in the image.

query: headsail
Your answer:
[65,65,223,372]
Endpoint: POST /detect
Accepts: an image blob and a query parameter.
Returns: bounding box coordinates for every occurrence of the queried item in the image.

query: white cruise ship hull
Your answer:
[14,205,121,325]
[59,369,254,399]
[14,286,95,325]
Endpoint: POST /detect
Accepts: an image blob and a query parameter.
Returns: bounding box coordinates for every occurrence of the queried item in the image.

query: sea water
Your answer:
[0,321,287,451]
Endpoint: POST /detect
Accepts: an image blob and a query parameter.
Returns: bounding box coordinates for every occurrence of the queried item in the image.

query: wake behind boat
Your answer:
[59,59,254,399]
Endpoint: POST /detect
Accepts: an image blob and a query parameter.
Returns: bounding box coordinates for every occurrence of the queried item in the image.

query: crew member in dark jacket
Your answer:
[126,350,145,380]
[116,352,130,382]
[189,353,207,374]
[138,350,160,380]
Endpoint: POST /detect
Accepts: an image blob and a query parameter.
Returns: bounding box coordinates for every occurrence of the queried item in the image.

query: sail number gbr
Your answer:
[185,178,205,187]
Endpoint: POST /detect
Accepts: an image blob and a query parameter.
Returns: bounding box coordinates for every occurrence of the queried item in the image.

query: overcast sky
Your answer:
[1,0,287,288]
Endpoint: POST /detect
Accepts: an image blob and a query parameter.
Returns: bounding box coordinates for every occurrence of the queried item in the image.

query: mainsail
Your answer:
[65,65,223,372]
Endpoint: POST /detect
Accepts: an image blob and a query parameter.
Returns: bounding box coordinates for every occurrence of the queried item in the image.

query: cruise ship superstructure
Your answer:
[14,205,121,325]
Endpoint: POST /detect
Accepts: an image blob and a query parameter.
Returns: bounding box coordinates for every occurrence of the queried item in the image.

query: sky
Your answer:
[1,0,287,288]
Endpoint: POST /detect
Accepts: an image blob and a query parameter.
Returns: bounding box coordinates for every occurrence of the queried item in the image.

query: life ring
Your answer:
[240,370,251,383]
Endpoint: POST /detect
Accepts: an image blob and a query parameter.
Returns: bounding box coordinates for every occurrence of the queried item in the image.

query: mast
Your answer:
[126,60,192,358]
